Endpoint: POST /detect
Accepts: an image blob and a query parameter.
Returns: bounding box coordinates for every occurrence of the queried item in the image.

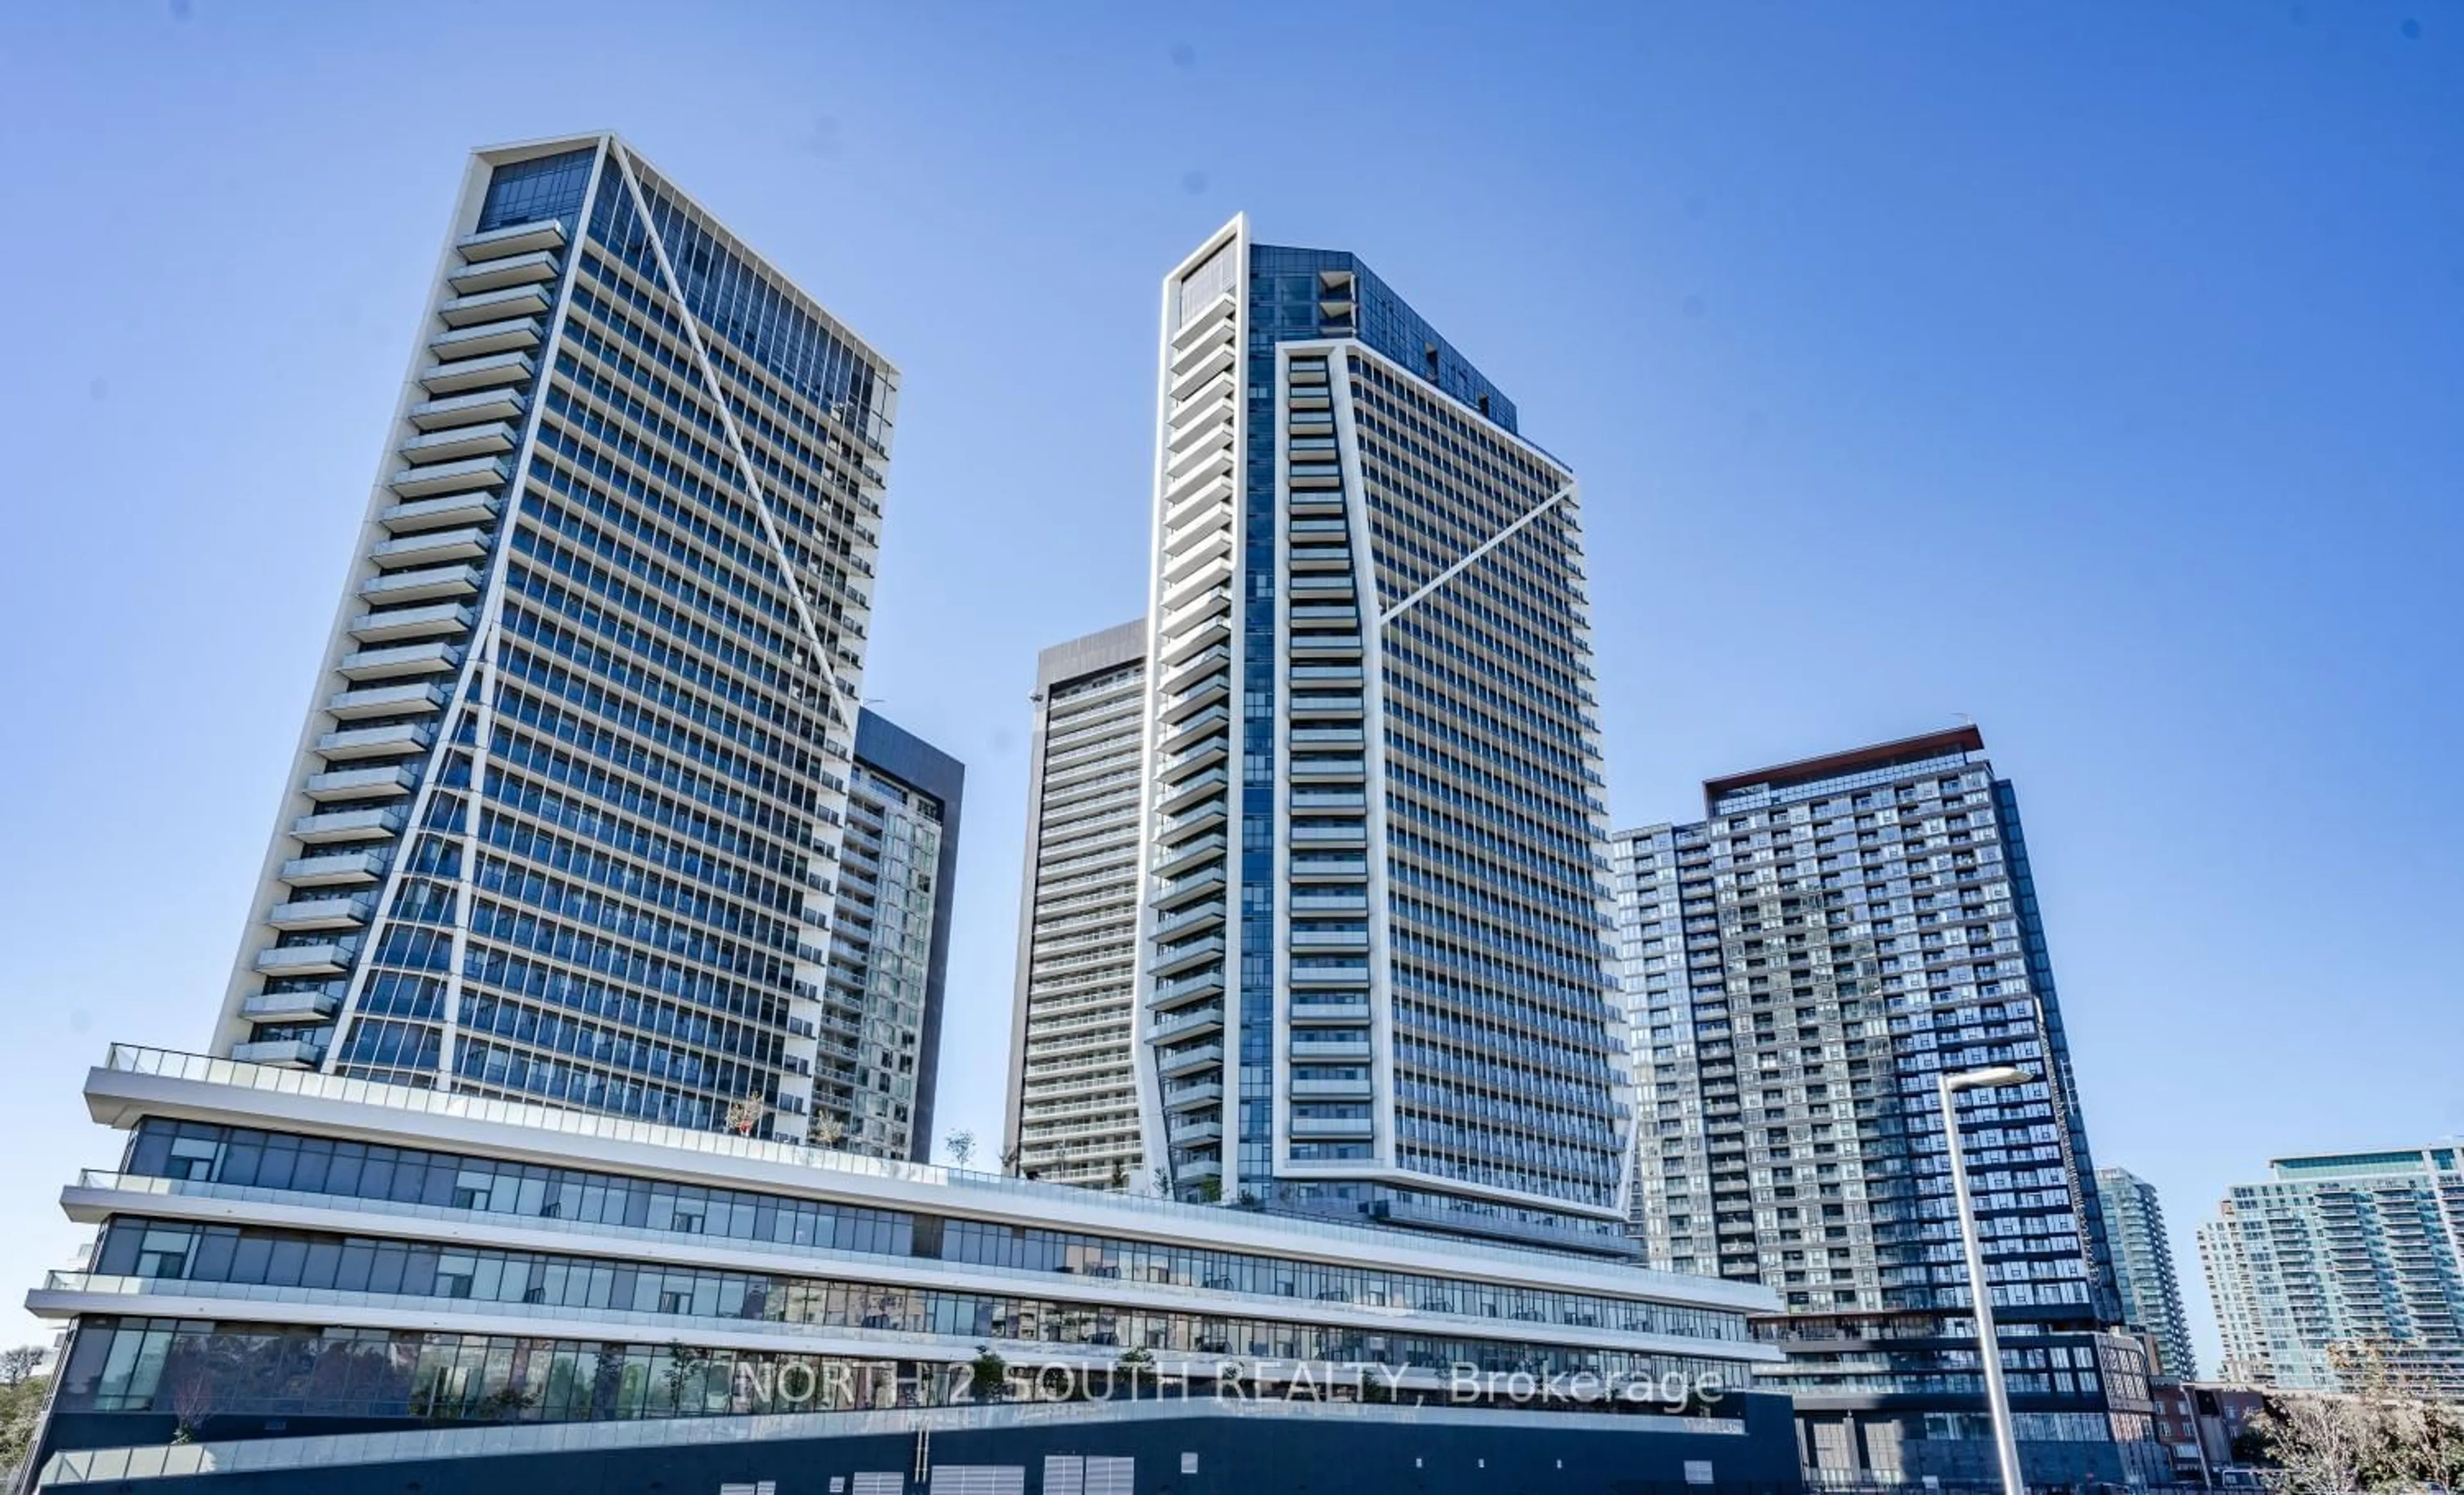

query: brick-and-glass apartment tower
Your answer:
[1615,728,2166,1483]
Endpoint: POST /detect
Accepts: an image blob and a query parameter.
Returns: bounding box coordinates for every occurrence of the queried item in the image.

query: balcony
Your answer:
[231,1037,328,1069]
[398,420,517,466]
[1151,965,1226,1009]
[1151,867,1226,912]
[371,526,490,568]
[1290,632,1363,658]
[1291,1034,1372,1061]
[292,805,406,844]
[348,602,473,643]
[1159,556,1236,617]
[1289,823,1367,848]
[239,989,341,1025]
[1149,1004,1226,1044]
[279,850,388,887]
[418,350,533,396]
[1159,739,1228,782]
[1169,342,1237,404]
[336,641,462,682]
[438,283,553,327]
[359,563,481,606]
[316,722,434,764]
[1164,1080,1223,1111]
[380,491,502,534]
[1290,1115,1374,1138]
[266,894,374,932]
[1290,755,1365,783]
[388,455,508,499]
[429,316,542,362]
[1151,934,1226,978]
[1158,767,1229,816]
[1157,1042,1224,1079]
[1158,644,1231,699]
[449,248,558,295]
[1290,928,1368,953]
[1290,996,1371,1023]
[1289,692,1365,720]
[456,218,567,262]
[1164,439,1234,491]
[409,390,526,438]
[1152,905,1225,947]
[304,764,417,802]
[1159,677,1230,726]
[1290,854,1369,881]
[1159,706,1230,758]
[1151,833,1227,881]
[1161,529,1233,585]
[1159,616,1231,669]
[1292,726,1366,748]
[1290,544,1352,573]
[327,680,447,721]
[1168,1118,1224,1147]
[254,943,353,977]
[1290,1076,1372,1100]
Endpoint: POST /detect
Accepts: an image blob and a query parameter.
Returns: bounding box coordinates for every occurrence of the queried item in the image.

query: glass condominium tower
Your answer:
[1005,621,1150,1190]
[2094,1166,2198,1380]
[1133,217,1632,1254]
[210,134,900,1147]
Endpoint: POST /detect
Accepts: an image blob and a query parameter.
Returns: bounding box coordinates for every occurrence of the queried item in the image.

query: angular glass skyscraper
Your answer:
[1133,218,1631,1254]
[1616,728,2165,1483]
[210,134,900,1147]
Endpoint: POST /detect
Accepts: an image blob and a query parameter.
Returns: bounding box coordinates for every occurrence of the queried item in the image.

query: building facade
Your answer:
[24,1045,1797,1492]
[825,710,963,1162]
[2199,1147,2464,1396]
[1615,728,2164,1483]
[209,135,898,1147]
[1133,218,1631,1256]
[1005,622,1149,1188]
[2094,1166,2198,1379]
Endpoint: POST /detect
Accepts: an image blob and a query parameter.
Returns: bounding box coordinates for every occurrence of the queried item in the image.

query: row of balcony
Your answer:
[239,222,568,1063]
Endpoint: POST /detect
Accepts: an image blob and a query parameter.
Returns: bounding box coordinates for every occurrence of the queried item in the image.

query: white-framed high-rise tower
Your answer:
[1132,218,1633,1254]
[209,133,899,1147]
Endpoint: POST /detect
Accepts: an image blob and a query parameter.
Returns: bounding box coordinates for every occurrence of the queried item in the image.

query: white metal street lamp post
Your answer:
[1939,1063,2034,1495]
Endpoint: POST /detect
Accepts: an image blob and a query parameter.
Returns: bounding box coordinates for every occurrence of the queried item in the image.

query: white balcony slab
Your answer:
[418,350,533,396]
[456,218,566,262]
[449,249,558,294]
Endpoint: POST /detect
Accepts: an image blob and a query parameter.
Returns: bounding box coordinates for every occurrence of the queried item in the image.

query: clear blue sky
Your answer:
[1,4,2456,1372]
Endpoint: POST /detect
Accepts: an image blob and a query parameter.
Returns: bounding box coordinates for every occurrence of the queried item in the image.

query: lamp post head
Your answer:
[1942,1064,2034,1093]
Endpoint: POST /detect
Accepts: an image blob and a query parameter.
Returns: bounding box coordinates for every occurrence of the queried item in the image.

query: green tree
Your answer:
[0,1369,51,1478]
[967,1346,1008,1403]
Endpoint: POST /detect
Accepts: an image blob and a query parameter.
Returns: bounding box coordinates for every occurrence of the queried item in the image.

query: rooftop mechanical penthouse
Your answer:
[22,1045,1793,1492]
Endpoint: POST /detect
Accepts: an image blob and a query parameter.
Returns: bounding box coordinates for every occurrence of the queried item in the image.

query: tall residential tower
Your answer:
[2094,1166,2199,1380]
[829,710,964,1163]
[1005,621,1150,1188]
[212,134,903,1148]
[1132,218,1631,1254]
[2200,1147,2464,1396]
[1616,728,2163,1484]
